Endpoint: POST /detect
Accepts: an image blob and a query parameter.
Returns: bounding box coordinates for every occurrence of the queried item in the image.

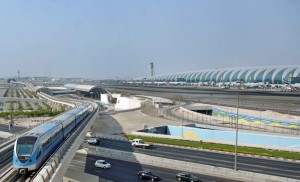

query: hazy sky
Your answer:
[0,0,299,79]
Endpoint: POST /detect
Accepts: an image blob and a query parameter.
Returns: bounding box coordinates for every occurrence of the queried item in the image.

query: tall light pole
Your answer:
[234,86,240,170]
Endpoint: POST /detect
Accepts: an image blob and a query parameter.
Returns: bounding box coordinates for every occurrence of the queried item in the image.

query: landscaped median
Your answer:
[126,134,300,160]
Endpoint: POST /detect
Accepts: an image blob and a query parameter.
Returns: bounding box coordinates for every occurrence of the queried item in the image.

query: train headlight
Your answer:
[29,159,32,162]
[16,159,18,162]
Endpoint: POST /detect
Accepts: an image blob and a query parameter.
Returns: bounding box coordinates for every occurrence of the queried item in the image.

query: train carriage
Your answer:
[13,103,94,174]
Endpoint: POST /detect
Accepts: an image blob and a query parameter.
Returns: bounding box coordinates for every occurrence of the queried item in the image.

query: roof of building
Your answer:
[63,84,109,100]
[140,65,300,84]
[64,84,96,92]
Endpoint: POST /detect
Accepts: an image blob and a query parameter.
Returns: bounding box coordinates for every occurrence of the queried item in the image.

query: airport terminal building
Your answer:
[142,65,300,84]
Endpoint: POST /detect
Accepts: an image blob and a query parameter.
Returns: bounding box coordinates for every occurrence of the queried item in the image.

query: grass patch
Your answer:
[0,109,65,118]
[126,134,300,160]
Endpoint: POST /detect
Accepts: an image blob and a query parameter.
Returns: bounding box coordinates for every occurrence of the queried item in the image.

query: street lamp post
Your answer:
[234,87,240,170]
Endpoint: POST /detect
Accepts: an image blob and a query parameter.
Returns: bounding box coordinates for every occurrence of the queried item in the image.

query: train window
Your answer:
[36,147,41,159]
[16,136,37,156]
[42,142,46,149]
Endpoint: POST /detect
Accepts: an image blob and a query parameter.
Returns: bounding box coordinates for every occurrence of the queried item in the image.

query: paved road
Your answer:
[70,152,240,182]
[102,85,300,112]
[0,123,26,133]
[97,138,300,180]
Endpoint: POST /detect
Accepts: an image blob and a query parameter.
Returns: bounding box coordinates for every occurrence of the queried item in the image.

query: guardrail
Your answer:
[0,142,14,175]
[198,100,300,117]
[178,105,300,135]
[83,146,299,182]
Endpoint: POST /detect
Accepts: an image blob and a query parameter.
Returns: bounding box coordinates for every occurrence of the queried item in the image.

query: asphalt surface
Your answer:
[0,123,26,133]
[97,138,300,180]
[102,85,300,113]
[71,153,240,182]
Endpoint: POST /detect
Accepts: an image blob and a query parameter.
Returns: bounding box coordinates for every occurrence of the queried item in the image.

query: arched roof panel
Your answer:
[64,84,108,94]
[141,65,300,84]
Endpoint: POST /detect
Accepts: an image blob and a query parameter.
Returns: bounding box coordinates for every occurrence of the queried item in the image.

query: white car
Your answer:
[131,139,153,149]
[87,137,100,145]
[94,160,111,169]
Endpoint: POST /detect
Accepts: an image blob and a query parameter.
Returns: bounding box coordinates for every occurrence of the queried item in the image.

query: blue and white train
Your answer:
[13,103,94,174]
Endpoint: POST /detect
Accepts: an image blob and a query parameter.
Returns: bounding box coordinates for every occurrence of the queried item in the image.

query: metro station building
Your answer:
[64,84,109,100]
[142,65,300,84]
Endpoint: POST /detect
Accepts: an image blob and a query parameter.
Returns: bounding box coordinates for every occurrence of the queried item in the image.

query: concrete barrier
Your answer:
[39,168,50,182]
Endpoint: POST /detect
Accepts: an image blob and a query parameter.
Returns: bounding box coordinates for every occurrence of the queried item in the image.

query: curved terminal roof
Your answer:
[141,65,300,84]
[64,84,109,100]
[64,84,96,92]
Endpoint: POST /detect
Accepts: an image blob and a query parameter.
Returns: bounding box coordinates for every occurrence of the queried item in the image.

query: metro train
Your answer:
[13,103,94,174]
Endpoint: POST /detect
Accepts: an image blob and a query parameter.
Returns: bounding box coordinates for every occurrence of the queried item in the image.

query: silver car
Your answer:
[87,137,100,145]
[94,160,111,169]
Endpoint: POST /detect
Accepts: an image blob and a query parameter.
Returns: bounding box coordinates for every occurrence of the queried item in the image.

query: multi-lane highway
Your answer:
[69,152,240,182]
[96,138,300,180]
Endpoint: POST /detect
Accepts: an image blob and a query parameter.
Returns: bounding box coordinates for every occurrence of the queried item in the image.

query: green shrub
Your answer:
[0,109,65,118]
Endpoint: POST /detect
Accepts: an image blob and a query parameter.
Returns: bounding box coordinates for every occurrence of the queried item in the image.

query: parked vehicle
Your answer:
[137,170,161,181]
[94,160,111,169]
[87,137,100,145]
[176,172,201,182]
[131,139,153,149]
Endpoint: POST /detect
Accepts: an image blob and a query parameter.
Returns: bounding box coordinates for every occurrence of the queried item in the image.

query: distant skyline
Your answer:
[0,0,299,79]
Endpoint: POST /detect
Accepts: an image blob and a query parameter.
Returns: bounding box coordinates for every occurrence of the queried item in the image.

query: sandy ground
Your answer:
[0,117,52,140]
[14,117,52,127]
[90,110,181,139]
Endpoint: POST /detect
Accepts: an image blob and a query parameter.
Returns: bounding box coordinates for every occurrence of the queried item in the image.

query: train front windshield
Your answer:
[16,136,37,157]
